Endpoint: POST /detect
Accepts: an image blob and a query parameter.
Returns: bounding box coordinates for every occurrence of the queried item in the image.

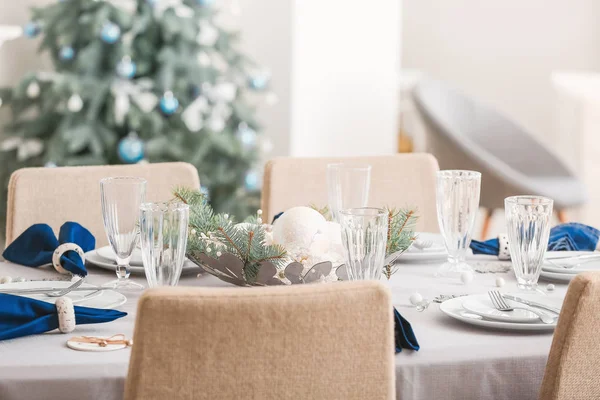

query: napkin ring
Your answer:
[55,297,76,333]
[52,243,85,275]
[498,234,510,261]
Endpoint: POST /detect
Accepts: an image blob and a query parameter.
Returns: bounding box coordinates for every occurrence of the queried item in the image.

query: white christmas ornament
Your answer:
[67,94,84,112]
[214,82,237,102]
[409,292,423,306]
[114,92,130,125]
[27,81,40,98]
[196,23,219,46]
[134,92,158,113]
[272,207,327,253]
[181,102,205,132]
[207,116,225,132]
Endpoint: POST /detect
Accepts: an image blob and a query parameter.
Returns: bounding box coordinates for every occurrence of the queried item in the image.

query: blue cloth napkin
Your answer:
[394,308,419,353]
[471,223,600,255]
[0,293,126,341]
[3,222,95,276]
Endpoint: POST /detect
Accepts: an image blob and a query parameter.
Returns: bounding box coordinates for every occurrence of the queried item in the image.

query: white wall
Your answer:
[402,0,600,141]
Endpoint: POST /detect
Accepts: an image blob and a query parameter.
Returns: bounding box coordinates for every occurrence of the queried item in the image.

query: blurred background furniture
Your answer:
[539,272,600,400]
[5,162,199,248]
[414,79,587,239]
[261,153,440,232]
[125,282,395,400]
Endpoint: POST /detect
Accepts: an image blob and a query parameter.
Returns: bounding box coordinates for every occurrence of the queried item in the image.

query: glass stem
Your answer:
[116,258,131,281]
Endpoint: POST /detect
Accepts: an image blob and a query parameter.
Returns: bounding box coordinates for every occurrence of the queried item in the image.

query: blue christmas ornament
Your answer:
[159,91,179,115]
[238,125,257,149]
[244,171,260,191]
[118,133,145,163]
[200,186,210,201]
[116,57,136,79]
[23,22,41,38]
[59,46,75,61]
[101,22,121,44]
[196,0,215,6]
[248,74,269,91]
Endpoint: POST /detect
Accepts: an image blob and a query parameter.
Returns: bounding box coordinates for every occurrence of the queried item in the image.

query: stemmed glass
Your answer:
[327,163,371,222]
[436,170,481,277]
[505,196,553,292]
[100,177,147,290]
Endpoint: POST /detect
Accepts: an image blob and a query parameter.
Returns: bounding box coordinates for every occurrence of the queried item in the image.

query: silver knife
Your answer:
[503,294,561,314]
[0,286,107,295]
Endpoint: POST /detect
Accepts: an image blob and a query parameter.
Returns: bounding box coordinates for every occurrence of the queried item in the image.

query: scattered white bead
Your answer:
[197,273,202,278]
[257,217,263,224]
[409,292,423,306]
[13,277,26,283]
[191,229,196,235]
[546,284,555,292]
[216,251,222,257]
[495,277,506,288]
[257,209,263,215]
[223,214,229,219]
[0,276,13,284]
[460,271,474,284]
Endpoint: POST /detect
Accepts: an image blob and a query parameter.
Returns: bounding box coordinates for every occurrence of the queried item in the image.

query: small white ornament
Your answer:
[460,271,474,284]
[191,229,197,235]
[114,93,130,125]
[0,276,13,284]
[196,23,219,46]
[27,81,41,98]
[223,214,229,219]
[495,277,506,288]
[272,206,327,253]
[409,292,423,306]
[216,251,222,257]
[55,297,76,333]
[257,209,263,215]
[214,82,237,102]
[207,116,225,132]
[546,284,555,292]
[67,94,84,112]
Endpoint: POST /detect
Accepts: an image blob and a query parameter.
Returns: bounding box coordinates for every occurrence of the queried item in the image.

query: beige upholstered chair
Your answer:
[261,153,440,232]
[5,162,199,248]
[125,281,395,400]
[539,272,600,400]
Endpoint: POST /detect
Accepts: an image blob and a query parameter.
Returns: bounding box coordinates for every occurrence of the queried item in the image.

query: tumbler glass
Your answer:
[327,163,371,223]
[340,207,388,280]
[436,170,481,277]
[139,201,190,288]
[100,177,146,290]
[505,196,553,291]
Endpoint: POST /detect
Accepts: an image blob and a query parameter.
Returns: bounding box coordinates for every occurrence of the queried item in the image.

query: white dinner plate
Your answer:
[0,281,127,309]
[85,249,198,275]
[439,294,559,331]
[96,246,143,266]
[462,294,542,323]
[396,232,448,263]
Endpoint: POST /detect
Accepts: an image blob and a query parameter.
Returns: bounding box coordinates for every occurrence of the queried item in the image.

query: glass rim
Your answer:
[100,176,147,185]
[437,170,481,178]
[326,162,372,172]
[339,207,386,217]
[140,201,189,212]
[505,195,553,205]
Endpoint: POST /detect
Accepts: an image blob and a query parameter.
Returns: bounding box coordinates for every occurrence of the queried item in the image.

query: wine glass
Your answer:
[100,177,147,290]
[436,170,481,277]
[327,163,371,222]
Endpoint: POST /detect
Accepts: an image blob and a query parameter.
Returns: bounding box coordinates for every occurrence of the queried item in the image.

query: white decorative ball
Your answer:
[495,277,506,288]
[546,284,555,292]
[460,271,474,284]
[0,276,12,284]
[272,206,327,252]
[409,292,423,306]
[67,94,84,112]
[27,82,41,98]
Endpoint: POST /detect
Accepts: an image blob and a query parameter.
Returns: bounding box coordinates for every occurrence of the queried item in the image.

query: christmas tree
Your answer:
[0,0,272,226]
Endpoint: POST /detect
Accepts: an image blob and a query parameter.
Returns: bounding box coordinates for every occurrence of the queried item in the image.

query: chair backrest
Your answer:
[539,272,600,400]
[6,162,200,248]
[125,281,395,400]
[261,153,440,232]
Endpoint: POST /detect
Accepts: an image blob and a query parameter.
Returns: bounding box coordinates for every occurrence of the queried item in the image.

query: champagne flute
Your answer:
[327,163,371,223]
[100,177,146,290]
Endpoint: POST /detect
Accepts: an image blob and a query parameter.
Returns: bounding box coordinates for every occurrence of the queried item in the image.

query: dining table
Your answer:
[0,254,568,400]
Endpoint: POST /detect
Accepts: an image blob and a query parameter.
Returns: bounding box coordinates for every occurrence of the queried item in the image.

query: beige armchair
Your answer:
[125,281,395,400]
[539,272,600,399]
[261,153,440,232]
[5,162,199,248]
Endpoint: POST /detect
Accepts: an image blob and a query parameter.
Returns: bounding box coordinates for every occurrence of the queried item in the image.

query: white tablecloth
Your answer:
[0,257,567,400]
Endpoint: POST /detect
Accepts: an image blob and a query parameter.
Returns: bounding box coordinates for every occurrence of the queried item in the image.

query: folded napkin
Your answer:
[3,222,95,276]
[394,308,419,353]
[0,293,126,341]
[471,223,600,256]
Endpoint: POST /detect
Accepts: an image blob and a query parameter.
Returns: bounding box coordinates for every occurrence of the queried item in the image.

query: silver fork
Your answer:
[488,290,556,324]
[0,278,85,297]
[44,278,86,297]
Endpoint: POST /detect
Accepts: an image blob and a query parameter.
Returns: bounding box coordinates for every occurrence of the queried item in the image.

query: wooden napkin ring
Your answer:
[52,243,85,275]
[55,297,76,333]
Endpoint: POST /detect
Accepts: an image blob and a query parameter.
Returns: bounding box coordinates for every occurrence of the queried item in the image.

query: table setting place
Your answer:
[0,163,598,399]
